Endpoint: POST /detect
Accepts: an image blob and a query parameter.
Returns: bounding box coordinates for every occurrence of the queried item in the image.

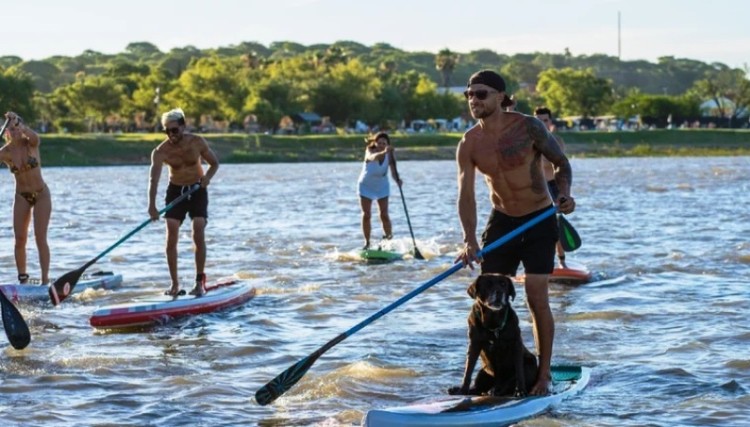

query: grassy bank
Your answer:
[33,129,750,167]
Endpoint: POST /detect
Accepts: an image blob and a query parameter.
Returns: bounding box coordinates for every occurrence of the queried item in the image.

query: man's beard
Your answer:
[471,105,496,119]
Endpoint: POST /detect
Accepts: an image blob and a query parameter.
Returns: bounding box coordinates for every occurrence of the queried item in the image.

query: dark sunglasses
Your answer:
[165,126,181,135]
[463,89,496,100]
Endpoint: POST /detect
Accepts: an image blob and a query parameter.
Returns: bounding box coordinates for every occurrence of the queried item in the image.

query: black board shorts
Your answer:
[480,204,558,276]
[164,182,208,224]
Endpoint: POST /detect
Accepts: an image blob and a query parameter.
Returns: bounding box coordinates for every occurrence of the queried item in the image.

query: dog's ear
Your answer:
[467,277,479,299]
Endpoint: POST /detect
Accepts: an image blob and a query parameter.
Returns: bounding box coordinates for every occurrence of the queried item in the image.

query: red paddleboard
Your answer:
[89,278,256,330]
[515,260,592,284]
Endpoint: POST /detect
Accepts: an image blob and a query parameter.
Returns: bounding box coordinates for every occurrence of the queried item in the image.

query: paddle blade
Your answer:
[255,354,319,405]
[558,214,582,252]
[413,247,425,260]
[0,289,31,350]
[49,268,84,306]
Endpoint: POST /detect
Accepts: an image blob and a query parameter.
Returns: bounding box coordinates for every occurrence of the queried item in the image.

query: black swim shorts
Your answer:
[480,204,558,275]
[164,182,209,224]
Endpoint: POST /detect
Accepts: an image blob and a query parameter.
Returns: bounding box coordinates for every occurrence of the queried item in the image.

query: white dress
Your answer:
[357,153,390,200]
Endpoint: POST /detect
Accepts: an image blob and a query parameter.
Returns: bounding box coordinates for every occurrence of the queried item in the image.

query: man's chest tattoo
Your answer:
[495,128,530,169]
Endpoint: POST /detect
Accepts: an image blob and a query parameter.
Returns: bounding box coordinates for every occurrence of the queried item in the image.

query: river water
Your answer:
[0,156,748,426]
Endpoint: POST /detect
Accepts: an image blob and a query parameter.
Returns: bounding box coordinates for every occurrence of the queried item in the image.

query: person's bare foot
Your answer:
[164,286,184,296]
[188,284,205,296]
[189,273,206,296]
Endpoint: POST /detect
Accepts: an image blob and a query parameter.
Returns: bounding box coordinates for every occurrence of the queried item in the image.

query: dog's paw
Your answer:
[447,385,468,395]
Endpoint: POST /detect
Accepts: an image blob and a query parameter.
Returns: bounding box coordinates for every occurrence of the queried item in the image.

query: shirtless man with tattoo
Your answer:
[454,70,576,395]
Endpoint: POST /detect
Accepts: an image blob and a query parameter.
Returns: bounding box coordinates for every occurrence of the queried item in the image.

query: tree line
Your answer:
[1,40,748,132]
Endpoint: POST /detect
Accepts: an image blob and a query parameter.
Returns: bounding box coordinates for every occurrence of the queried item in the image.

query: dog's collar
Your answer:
[473,305,510,337]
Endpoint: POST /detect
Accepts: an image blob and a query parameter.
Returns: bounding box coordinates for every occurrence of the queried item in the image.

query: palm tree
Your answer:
[435,48,459,88]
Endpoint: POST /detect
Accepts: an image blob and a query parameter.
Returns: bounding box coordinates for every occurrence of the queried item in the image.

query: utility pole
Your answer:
[618,11,622,60]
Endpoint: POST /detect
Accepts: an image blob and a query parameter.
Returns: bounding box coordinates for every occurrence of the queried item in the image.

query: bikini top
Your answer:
[9,155,39,175]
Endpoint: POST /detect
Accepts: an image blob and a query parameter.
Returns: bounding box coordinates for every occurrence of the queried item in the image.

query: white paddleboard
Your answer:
[363,365,590,427]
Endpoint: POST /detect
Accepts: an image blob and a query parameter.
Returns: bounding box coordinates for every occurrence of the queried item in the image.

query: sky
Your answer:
[3,0,749,69]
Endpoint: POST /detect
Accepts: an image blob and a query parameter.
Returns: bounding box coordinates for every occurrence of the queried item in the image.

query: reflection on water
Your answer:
[0,156,749,426]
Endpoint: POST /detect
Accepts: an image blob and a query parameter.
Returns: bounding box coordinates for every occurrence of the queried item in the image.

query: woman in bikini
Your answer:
[356,132,402,249]
[1,111,51,285]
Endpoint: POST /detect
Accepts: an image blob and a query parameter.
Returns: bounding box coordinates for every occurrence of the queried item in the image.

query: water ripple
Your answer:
[1,157,749,426]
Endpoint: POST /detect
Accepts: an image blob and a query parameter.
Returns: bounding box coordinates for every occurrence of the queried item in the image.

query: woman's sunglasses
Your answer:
[463,89,496,101]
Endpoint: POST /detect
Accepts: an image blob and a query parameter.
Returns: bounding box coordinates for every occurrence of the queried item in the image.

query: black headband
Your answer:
[467,70,506,92]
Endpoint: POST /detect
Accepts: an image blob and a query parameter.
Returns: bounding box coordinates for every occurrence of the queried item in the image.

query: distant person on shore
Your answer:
[357,132,402,249]
[148,108,219,296]
[455,70,575,395]
[535,107,568,268]
[0,111,52,285]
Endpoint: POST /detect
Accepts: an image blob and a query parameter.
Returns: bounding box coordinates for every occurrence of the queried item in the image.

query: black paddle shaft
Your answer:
[397,184,424,259]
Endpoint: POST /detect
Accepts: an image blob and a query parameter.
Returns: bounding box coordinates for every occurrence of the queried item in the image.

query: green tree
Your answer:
[159,46,204,79]
[501,59,542,85]
[689,67,750,125]
[169,55,248,125]
[54,74,125,129]
[390,70,462,123]
[0,68,37,121]
[310,59,381,125]
[323,46,349,68]
[105,61,151,97]
[435,48,459,87]
[11,60,63,93]
[125,42,162,58]
[536,67,613,117]
[610,93,699,122]
[130,66,176,129]
[0,56,23,69]
[243,55,313,129]
[269,41,307,60]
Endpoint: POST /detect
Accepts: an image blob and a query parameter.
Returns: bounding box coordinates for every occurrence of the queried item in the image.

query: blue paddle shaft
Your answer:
[255,205,557,405]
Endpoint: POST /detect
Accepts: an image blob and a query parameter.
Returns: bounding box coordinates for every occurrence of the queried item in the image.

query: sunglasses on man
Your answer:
[165,126,181,135]
[463,89,497,101]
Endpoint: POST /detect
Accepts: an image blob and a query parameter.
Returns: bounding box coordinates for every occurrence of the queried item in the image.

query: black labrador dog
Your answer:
[448,274,538,397]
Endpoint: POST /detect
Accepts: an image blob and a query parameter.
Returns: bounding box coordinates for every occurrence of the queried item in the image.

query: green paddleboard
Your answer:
[359,248,403,262]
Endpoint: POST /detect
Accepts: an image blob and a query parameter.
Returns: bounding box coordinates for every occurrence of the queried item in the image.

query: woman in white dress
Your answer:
[356,132,402,249]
